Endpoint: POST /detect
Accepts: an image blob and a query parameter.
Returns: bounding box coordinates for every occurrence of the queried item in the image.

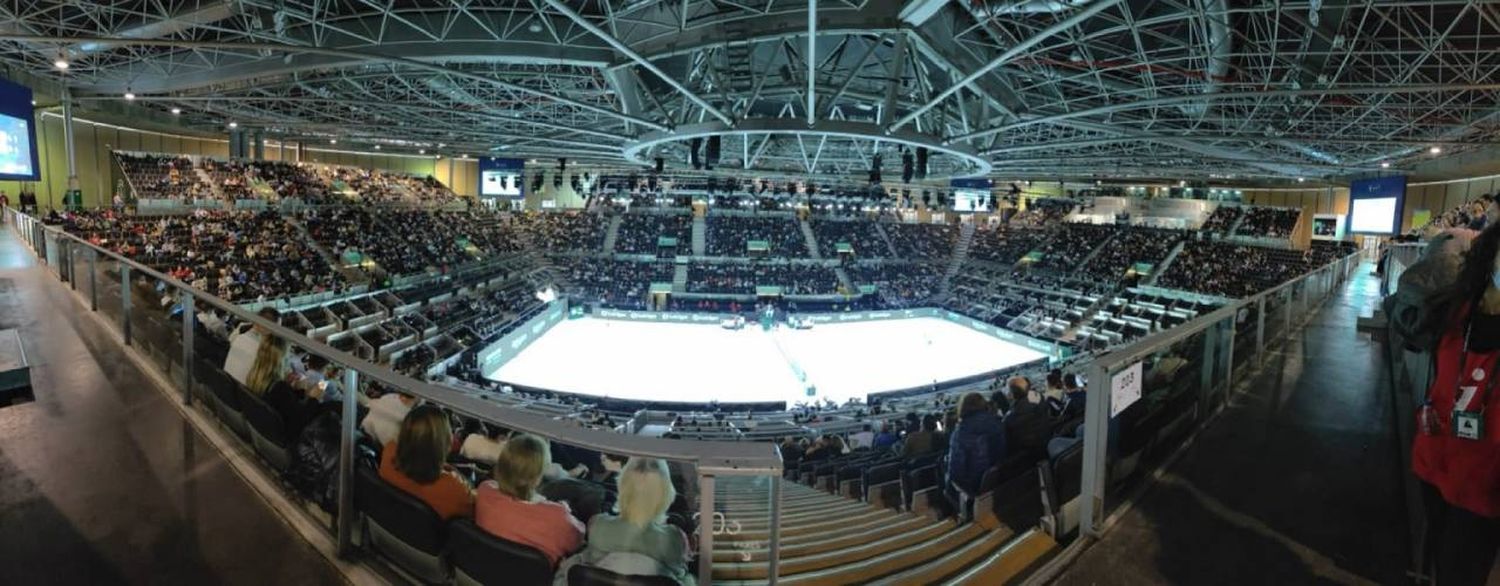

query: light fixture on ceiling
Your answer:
[1381,162,1390,168]
[170,107,181,115]
[228,121,238,128]
[1429,146,1443,154]
[419,148,425,154]
[1296,177,1305,183]
[329,138,337,144]
[124,91,135,100]
[374,145,381,150]
[528,21,543,33]
[438,143,446,148]
[53,58,69,70]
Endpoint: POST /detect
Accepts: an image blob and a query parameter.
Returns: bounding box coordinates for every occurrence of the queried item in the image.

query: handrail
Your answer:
[16,209,781,474]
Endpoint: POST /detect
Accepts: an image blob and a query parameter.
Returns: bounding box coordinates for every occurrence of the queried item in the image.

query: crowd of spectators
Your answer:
[884,222,957,259]
[248,161,335,203]
[1200,205,1242,233]
[1157,241,1316,297]
[1079,227,1188,282]
[845,262,943,307]
[199,159,256,200]
[1033,223,1119,271]
[515,211,607,252]
[117,153,214,201]
[686,263,840,295]
[614,213,693,254]
[705,214,808,258]
[58,209,342,302]
[1235,207,1301,238]
[969,224,1047,265]
[1010,198,1076,227]
[809,218,893,258]
[1421,194,1495,232]
[553,257,673,309]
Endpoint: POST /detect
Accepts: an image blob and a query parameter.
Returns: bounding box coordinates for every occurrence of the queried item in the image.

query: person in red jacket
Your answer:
[1413,221,1500,585]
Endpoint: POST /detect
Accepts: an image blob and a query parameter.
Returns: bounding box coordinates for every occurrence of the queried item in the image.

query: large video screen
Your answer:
[0,78,39,181]
[949,178,993,213]
[479,157,525,198]
[1347,175,1407,235]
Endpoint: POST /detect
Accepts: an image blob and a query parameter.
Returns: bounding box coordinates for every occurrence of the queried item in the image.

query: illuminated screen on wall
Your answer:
[0,78,39,181]
[479,157,525,198]
[1347,175,1407,235]
[949,178,994,213]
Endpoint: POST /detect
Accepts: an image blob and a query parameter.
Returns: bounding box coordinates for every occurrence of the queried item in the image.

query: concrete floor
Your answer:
[0,225,346,586]
[1055,266,1407,585]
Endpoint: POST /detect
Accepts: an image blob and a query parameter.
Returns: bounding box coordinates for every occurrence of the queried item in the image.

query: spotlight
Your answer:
[329,138,337,144]
[123,91,135,100]
[1380,162,1390,169]
[1296,177,1305,183]
[171,108,182,115]
[228,121,238,128]
[419,148,425,154]
[53,58,69,70]
[374,145,381,150]
[1429,146,1443,155]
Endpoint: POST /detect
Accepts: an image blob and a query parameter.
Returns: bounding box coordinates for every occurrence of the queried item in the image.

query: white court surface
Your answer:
[488,316,1049,405]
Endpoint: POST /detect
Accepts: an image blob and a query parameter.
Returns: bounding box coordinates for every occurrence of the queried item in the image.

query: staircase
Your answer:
[692,216,707,256]
[937,222,977,297]
[1225,209,1247,237]
[874,222,898,259]
[284,215,369,285]
[672,263,689,292]
[194,168,226,202]
[1073,229,1121,272]
[602,215,622,254]
[800,219,823,260]
[1145,239,1189,286]
[834,266,855,294]
[710,477,1050,585]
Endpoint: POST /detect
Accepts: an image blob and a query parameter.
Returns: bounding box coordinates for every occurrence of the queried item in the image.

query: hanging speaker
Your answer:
[558,158,567,172]
[915,147,929,179]
[654,157,664,174]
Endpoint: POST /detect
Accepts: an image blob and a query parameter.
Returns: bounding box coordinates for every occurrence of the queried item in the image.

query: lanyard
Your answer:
[1456,318,1500,413]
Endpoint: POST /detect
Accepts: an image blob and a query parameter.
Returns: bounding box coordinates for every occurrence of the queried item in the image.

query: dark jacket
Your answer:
[1004,401,1054,463]
[947,411,1006,495]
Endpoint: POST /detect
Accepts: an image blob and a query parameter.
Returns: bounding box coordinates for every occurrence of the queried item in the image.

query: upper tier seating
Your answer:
[1157,241,1320,298]
[810,218,893,258]
[1200,206,1241,233]
[616,213,693,255]
[1078,227,1188,283]
[969,225,1048,265]
[1032,223,1118,272]
[706,215,809,258]
[1234,207,1301,238]
[885,223,957,260]
[117,153,214,201]
[553,257,674,310]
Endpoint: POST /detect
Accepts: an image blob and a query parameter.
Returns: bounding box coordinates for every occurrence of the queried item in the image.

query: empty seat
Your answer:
[242,385,292,472]
[355,466,450,583]
[449,519,554,586]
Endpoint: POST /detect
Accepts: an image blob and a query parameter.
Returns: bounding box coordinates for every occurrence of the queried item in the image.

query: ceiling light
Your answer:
[438,143,446,148]
[1380,162,1390,168]
[228,121,238,128]
[419,149,425,154]
[528,21,543,33]
[1296,177,1305,183]
[329,138,337,144]
[170,107,181,115]
[1429,146,1443,154]
[30,100,35,106]
[374,145,381,150]
[124,91,135,100]
[53,58,69,70]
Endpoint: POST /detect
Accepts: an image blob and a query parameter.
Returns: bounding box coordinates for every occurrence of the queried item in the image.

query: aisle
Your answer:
[0,226,346,585]
[1055,265,1406,585]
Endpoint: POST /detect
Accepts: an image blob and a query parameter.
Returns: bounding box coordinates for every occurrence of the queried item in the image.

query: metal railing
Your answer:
[4,208,783,586]
[1074,247,1363,537]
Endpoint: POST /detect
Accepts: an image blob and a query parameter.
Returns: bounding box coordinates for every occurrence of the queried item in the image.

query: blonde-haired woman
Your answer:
[242,334,288,396]
[565,457,694,585]
[475,434,584,567]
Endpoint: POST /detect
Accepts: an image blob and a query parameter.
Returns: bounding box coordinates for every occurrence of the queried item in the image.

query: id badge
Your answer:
[1454,410,1485,440]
